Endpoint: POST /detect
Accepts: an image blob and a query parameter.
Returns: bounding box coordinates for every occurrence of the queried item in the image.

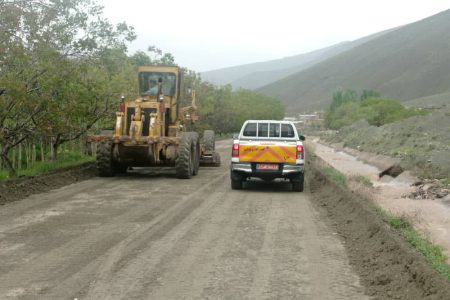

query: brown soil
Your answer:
[307,155,450,299]
[0,162,96,206]
[2,143,450,299]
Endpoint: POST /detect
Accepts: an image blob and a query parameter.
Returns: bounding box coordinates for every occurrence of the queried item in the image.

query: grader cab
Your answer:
[94,65,220,178]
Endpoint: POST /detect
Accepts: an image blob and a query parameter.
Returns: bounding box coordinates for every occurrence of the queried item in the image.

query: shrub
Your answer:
[325,89,428,129]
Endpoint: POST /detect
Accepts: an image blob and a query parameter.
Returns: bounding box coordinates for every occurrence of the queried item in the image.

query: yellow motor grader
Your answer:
[93,65,220,178]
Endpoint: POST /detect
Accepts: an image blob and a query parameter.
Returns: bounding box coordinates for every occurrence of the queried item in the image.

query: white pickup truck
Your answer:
[230,120,305,191]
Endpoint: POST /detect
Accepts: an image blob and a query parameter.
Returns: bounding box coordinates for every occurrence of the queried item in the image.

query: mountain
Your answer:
[200,30,390,90]
[258,9,450,112]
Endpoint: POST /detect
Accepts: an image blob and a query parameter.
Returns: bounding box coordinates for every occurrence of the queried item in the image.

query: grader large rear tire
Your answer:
[190,132,200,176]
[96,140,114,177]
[176,133,194,179]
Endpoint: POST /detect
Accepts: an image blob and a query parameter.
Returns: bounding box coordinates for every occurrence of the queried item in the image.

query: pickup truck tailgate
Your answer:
[239,143,297,163]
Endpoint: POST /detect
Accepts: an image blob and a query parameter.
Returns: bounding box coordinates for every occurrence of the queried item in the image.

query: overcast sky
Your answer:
[98,0,449,72]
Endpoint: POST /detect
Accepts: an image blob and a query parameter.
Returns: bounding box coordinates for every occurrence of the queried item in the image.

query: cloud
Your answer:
[98,0,450,71]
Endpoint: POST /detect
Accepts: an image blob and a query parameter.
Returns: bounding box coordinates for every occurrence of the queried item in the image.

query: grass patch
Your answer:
[0,152,94,181]
[380,210,450,280]
[440,178,450,188]
[321,167,347,186]
[349,174,373,187]
[0,170,9,180]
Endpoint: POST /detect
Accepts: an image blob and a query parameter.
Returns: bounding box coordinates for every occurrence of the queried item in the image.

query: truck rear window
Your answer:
[281,124,295,138]
[269,123,280,137]
[243,123,257,137]
[243,122,296,138]
[258,123,268,137]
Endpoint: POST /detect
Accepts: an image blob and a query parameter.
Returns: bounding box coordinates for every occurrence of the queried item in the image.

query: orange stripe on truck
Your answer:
[239,145,297,163]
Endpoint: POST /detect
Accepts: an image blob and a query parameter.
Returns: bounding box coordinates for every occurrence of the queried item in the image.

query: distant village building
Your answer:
[296,112,323,125]
[284,112,324,125]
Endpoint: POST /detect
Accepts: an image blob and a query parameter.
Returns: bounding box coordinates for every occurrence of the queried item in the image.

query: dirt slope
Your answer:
[308,156,450,299]
[0,162,96,206]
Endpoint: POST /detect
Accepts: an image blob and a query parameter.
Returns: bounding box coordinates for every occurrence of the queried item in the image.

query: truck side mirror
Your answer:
[299,135,306,141]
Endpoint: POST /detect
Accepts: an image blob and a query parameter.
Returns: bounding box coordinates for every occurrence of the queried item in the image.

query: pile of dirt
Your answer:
[308,156,450,299]
[406,180,450,200]
[321,107,450,179]
[0,162,96,206]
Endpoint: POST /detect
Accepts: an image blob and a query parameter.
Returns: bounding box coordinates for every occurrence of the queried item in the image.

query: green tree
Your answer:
[325,88,427,129]
[0,0,135,173]
[360,89,380,100]
[130,50,152,66]
[330,88,358,112]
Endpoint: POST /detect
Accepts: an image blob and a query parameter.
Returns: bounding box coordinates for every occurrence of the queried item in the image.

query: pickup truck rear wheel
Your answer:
[231,178,243,190]
[292,173,304,192]
[230,171,243,190]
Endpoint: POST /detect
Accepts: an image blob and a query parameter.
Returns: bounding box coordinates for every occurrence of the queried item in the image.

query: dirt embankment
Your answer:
[307,155,450,299]
[321,107,450,179]
[0,162,97,206]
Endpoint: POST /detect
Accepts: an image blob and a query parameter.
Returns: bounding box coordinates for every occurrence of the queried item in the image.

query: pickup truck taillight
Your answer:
[296,145,304,160]
[232,143,240,157]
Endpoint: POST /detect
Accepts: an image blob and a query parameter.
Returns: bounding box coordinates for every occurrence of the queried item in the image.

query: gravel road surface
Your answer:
[0,141,368,299]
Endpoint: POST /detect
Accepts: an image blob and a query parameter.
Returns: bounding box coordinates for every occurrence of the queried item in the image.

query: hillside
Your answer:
[322,105,450,179]
[404,92,450,109]
[200,29,389,90]
[258,9,450,112]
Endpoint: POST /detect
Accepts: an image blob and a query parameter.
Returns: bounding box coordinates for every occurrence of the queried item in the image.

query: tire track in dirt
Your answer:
[84,173,228,299]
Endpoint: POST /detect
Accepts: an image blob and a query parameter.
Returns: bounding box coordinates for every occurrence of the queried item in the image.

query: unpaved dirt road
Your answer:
[0,140,368,299]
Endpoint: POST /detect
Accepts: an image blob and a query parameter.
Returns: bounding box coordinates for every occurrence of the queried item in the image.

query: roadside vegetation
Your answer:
[321,167,347,186]
[314,158,450,284]
[0,151,94,180]
[378,209,450,280]
[325,89,427,129]
[319,88,450,180]
[349,175,373,187]
[0,0,284,180]
[194,85,284,135]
